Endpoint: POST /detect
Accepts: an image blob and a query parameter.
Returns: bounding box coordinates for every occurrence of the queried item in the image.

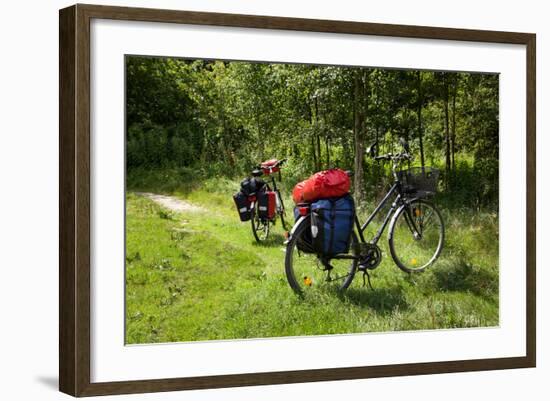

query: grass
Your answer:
[125,174,499,344]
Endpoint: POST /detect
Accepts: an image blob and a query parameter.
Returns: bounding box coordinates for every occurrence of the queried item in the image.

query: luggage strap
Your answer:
[328,200,336,255]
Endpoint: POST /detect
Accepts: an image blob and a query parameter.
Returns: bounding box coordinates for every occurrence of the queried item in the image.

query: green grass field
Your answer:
[125,176,499,344]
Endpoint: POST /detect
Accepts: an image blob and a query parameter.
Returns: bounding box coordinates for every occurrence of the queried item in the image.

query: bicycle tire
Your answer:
[277,193,288,231]
[250,202,270,242]
[285,216,358,294]
[388,198,444,273]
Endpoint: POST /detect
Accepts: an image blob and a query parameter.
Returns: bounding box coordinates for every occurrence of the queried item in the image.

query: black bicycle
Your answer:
[249,159,289,242]
[285,139,445,294]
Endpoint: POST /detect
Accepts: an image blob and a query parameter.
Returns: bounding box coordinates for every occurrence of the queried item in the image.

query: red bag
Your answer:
[292,169,350,204]
[292,180,307,204]
[258,190,277,219]
[261,159,280,175]
[266,191,276,219]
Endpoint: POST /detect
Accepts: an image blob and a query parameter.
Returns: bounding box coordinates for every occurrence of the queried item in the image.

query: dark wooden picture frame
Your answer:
[59,3,536,397]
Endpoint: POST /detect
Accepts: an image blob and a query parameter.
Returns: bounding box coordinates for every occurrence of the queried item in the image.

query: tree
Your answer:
[353,69,369,203]
[125,56,500,208]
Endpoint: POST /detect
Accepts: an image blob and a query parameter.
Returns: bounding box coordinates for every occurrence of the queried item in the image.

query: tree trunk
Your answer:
[341,135,351,170]
[374,125,381,181]
[353,70,368,203]
[325,135,330,168]
[315,97,322,171]
[316,134,322,171]
[417,71,426,170]
[451,79,457,172]
[443,77,451,188]
[308,100,317,171]
[219,101,234,167]
[311,135,317,172]
[255,116,264,160]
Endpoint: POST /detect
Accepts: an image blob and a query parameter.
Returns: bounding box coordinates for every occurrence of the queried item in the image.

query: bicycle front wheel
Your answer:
[388,199,444,273]
[276,191,288,231]
[285,216,358,295]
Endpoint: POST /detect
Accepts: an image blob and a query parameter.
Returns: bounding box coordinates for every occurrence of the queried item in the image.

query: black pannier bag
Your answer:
[240,177,265,196]
[233,191,251,221]
[293,207,315,253]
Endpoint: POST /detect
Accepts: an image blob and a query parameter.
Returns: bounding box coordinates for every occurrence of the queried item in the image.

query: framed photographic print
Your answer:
[59,4,536,397]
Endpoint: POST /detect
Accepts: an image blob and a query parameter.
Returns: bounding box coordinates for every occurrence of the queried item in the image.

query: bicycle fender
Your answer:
[388,197,428,240]
[286,215,309,244]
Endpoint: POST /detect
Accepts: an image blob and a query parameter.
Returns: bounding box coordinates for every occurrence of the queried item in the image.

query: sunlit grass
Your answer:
[125,176,499,344]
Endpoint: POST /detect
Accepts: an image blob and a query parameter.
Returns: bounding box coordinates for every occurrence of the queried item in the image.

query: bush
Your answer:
[127,123,205,170]
[127,167,201,194]
[439,157,498,210]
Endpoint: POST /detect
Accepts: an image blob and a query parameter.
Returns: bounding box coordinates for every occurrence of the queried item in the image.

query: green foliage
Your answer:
[126,56,499,209]
[126,167,200,195]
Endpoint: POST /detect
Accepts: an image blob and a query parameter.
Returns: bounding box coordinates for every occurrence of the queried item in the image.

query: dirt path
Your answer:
[136,192,206,213]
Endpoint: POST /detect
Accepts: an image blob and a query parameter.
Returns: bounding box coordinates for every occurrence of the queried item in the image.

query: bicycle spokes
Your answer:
[285,220,358,294]
[252,212,269,242]
[389,200,444,272]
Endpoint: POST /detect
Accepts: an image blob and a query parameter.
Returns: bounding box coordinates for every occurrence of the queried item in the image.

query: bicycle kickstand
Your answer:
[362,270,374,291]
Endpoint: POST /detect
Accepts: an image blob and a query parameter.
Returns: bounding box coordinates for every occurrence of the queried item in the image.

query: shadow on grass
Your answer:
[337,285,409,315]
[430,259,498,298]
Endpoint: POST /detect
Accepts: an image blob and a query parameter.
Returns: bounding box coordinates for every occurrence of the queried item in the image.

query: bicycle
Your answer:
[285,139,445,294]
[249,158,289,243]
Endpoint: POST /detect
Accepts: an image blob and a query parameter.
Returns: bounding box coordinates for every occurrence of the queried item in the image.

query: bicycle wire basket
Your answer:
[396,167,440,197]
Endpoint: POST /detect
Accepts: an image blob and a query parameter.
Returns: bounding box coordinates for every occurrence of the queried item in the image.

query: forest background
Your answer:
[124,57,500,344]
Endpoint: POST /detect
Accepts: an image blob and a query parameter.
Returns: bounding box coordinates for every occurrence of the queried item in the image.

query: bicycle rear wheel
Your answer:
[388,199,444,273]
[285,216,358,295]
[251,203,269,242]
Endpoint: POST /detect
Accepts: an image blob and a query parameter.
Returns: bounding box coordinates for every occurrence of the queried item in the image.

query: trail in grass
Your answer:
[135,192,206,213]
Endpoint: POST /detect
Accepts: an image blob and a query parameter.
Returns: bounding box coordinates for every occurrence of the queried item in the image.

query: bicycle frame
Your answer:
[355,182,404,245]
[266,174,286,215]
[328,180,421,261]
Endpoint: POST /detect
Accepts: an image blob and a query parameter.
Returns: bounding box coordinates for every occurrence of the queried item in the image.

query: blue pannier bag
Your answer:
[310,195,355,255]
